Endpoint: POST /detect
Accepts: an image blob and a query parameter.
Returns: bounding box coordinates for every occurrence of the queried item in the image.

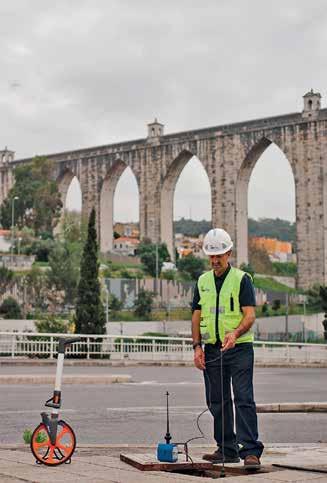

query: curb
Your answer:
[0,358,326,368]
[0,374,132,384]
[257,402,327,413]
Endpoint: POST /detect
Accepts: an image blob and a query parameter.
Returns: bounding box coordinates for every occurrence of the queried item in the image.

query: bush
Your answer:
[0,297,22,319]
[161,269,176,280]
[23,428,47,444]
[0,266,14,296]
[35,315,69,333]
[272,299,281,311]
[120,268,133,279]
[134,289,155,318]
[261,301,269,315]
[108,294,123,313]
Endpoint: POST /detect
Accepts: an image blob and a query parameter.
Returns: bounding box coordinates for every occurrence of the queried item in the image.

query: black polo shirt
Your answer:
[192,265,256,339]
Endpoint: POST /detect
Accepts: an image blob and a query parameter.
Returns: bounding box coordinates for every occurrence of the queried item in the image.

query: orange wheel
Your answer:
[31,420,76,466]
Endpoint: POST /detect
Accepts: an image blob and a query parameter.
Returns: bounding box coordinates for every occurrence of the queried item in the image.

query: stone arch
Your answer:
[54,169,80,235]
[57,169,76,205]
[235,137,295,267]
[100,160,139,253]
[161,149,210,259]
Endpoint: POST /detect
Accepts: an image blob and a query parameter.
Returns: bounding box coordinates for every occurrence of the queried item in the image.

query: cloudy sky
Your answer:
[2,1,324,223]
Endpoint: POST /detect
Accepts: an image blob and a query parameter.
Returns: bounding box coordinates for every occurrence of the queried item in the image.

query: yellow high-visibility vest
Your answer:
[198,267,254,345]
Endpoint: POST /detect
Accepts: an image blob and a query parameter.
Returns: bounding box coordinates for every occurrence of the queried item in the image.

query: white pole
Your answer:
[285,292,289,341]
[155,243,159,293]
[105,288,109,324]
[11,197,18,263]
[54,353,65,391]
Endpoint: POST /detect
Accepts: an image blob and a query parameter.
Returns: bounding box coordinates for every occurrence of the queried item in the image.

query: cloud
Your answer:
[0,0,325,221]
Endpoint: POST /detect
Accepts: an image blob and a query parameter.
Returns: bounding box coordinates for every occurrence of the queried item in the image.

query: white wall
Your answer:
[0,236,11,252]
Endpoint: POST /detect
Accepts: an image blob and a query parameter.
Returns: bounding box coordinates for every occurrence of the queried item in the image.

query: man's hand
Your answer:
[194,346,205,370]
[222,331,237,352]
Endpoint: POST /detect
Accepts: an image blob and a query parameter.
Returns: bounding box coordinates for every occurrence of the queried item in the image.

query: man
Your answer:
[192,228,264,470]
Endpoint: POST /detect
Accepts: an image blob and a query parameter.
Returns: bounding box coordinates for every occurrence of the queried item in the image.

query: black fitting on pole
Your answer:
[58,337,82,354]
[164,391,172,444]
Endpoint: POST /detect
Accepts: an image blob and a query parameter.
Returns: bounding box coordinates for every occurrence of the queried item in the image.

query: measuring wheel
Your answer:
[31,420,76,466]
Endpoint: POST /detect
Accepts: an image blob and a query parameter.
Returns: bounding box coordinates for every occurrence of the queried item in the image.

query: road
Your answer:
[0,366,326,445]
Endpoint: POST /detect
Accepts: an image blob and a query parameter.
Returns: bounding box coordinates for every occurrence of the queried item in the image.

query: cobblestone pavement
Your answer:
[0,444,326,482]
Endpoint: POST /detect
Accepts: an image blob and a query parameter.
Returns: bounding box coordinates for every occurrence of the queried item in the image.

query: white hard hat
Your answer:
[202,228,233,255]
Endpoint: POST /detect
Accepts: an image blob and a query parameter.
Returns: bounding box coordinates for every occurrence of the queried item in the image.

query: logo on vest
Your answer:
[200,286,210,292]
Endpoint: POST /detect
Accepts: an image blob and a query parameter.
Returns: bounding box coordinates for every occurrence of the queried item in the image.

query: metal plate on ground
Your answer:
[120,453,214,472]
[120,453,281,477]
[273,463,327,474]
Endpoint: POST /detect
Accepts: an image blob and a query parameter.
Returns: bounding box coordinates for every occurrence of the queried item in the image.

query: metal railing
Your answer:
[0,332,326,363]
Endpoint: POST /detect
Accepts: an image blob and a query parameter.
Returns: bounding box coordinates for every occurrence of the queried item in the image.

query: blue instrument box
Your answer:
[157,443,178,462]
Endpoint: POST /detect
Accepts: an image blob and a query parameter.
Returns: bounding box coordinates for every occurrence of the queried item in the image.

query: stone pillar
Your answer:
[139,145,162,248]
[0,168,14,206]
[99,176,115,253]
[0,149,15,205]
[80,158,101,243]
[210,135,244,266]
[283,123,325,289]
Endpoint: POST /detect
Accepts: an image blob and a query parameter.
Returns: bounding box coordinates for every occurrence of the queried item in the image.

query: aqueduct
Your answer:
[0,90,326,289]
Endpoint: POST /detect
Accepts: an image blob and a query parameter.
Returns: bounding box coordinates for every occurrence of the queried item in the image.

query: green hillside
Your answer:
[174,217,296,242]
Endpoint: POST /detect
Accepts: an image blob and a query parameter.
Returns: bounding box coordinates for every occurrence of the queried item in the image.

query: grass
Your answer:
[33,261,50,267]
[111,261,143,270]
[253,276,297,293]
[255,304,312,318]
[23,428,48,444]
[109,307,192,321]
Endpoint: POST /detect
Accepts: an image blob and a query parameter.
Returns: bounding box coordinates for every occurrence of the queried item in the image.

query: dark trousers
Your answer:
[204,342,264,459]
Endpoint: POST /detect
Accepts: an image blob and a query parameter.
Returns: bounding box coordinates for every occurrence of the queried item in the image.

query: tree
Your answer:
[47,241,81,305]
[60,211,87,245]
[17,236,55,262]
[108,294,123,317]
[248,217,296,244]
[240,263,255,279]
[177,254,206,281]
[0,156,62,235]
[75,208,106,334]
[0,297,22,319]
[261,301,269,316]
[272,299,281,312]
[24,266,50,312]
[0,267,14,297]
[173,218,211,237]
[136,239,170,277]
[307,284,323,312]
[134,289,154,318]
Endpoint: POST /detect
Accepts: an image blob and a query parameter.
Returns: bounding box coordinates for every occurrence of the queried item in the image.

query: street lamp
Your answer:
[11,196,19,263]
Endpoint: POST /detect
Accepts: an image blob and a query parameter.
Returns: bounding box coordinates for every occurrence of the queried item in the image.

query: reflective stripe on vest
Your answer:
[197,267,254,345]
